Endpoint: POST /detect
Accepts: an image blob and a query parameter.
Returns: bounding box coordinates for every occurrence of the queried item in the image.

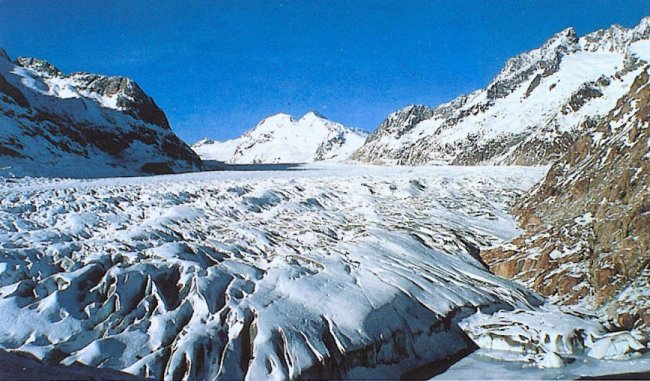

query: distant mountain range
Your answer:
[192,111,368,164]
[351,17,650,166]
[0,49,201,178]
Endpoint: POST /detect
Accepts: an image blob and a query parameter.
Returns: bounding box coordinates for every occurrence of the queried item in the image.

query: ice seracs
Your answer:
[192,111,368,163]
[0,165,545,379]
[460,306,648,368]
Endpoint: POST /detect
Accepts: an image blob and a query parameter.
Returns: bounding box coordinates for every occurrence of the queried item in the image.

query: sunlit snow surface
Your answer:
[0,164,550,379]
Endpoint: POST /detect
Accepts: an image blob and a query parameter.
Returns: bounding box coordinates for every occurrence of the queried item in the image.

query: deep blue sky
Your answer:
[1,1,649,143]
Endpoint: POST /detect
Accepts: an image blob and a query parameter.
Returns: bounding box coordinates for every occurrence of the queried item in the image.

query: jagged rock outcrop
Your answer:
[482,66,650,332]
[0,49,202,178]
[193,111,368,163]
[350,105,435,164]
[352,17,650,166]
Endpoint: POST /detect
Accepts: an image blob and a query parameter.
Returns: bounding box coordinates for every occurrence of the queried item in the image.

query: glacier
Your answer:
[0,164,550,379]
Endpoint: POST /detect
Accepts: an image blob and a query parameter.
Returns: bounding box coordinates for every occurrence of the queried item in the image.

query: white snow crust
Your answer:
[0,165,545,379]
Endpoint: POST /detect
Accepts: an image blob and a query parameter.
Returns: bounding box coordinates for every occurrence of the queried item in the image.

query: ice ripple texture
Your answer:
[0,165,545,379]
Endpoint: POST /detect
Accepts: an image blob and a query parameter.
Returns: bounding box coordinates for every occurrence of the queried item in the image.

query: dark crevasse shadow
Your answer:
[0,349,147,381]
[202,160,307,172]
[400,335,478,380]
[577,371,650,380]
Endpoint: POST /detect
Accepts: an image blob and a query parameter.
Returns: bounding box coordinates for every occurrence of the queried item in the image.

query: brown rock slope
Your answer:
[482,66,650,332]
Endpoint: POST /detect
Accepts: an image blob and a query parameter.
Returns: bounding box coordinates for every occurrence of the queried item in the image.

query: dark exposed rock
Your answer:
[0,145,23,158]
[524,74,543,99]
[563,77,610,114]
[15,57,63,77]
[366,105,435,142]
[0,73,29,108]
[350,105,436,163]
[141,162,174,175]
[69,73,171,129]
[482,67,650,331]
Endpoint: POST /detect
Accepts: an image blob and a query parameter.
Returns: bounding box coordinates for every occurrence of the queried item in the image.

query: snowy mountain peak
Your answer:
[490,27,578,90]
[633,16,650,37]
[193,112,368,163]
[352,16,650,166]
[193,138,214,146]
[0,48,9,61]
[0,48,201,177]
[10,56,171,129]
[15,56,64,77]
[544,27,578,49]
[254,112,294,129]
[299,110,327,121]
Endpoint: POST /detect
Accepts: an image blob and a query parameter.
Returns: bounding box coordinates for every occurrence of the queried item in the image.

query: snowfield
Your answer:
[0,164,646,379]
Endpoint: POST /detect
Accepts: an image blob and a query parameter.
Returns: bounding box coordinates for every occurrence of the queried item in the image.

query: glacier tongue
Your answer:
[0,165,545,379]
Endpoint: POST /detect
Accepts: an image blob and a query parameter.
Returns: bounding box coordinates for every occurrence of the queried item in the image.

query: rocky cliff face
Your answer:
[0,49,202,178]
[352,17,650,166]
[482,66,650,332]
[193,112,368,164]
[350,105,436,164]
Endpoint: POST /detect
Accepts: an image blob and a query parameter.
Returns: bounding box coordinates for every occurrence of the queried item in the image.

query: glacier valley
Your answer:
[0,164,648,379]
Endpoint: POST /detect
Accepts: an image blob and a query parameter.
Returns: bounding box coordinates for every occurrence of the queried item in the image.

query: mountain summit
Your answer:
[0,50,202,177]
[352,17,650,166]
[193,112,368,164]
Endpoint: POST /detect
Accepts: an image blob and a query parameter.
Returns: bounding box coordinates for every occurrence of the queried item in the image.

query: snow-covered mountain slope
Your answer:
[352,17,650,165]
[192,112,368,163]
[482,65,650,332]
[191,137,244,162]
[0,49,202,178]
[0,165,546,379]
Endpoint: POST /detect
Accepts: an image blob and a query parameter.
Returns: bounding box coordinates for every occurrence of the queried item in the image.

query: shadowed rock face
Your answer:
[0,50,202,178]
[352,18,650,166]
[482,67,650,332]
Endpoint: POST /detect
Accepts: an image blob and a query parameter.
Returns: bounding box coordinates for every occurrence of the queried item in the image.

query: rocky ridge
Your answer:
[0,49,202,178]
[482,65,650,332]
[352,17,650,166]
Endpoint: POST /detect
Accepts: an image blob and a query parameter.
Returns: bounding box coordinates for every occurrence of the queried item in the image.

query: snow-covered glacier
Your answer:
[0,165,549,379]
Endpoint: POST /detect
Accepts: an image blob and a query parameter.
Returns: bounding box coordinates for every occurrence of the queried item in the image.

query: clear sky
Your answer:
[1,1,649,143]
